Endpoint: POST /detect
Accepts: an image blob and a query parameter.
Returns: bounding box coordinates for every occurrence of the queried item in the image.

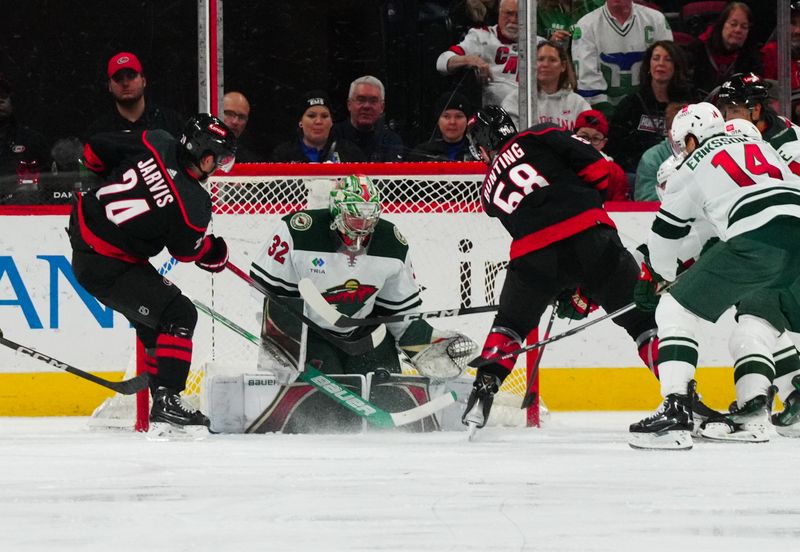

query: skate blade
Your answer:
[699,422,769,443]
[775,424,800,438]
[147,422,210,441]
[628,430,692,450]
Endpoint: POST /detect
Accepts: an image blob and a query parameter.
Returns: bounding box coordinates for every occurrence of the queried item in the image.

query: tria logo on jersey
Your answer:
[310,257,326,274]
[322,280,378,316]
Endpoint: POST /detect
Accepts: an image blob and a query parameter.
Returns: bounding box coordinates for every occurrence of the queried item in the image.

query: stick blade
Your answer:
[109,372,151,395]
[390,390,456,427]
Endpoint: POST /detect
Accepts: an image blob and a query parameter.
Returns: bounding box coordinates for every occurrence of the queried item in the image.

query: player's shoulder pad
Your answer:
[368,219,410,262]
[281,209,338,253]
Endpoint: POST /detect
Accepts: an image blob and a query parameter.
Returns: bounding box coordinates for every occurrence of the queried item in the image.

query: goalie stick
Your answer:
[298,278,498,327]
[192,300,457,428]
[0,329,150,394]
[225,261,387,355]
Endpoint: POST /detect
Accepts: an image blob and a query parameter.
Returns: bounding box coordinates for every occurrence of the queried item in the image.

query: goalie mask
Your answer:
[466,105,517,162]
[330,174,382,251]
[180,113,238,177]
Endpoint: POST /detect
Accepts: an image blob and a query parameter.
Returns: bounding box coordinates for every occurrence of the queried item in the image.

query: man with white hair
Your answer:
[629,103,800,450]
[331,75,404,162]
[436,0,531,108]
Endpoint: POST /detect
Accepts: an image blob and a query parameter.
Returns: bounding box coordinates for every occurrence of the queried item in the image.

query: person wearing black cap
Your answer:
[407,92,476,162]
[270,90,365,163]
[0,73,51,204]
[83,51,184,142]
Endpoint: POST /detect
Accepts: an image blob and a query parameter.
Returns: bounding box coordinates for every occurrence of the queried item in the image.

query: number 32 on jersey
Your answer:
[483,162,550,214]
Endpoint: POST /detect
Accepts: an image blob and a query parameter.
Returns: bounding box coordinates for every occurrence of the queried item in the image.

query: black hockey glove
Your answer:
[555,287,597,320]
[195,235,228,273]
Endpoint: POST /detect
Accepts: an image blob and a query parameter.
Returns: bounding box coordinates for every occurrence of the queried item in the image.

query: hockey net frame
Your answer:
[90,162,544,431]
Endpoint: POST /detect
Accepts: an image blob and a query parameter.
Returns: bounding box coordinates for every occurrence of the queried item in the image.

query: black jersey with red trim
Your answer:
[480,123,616,260]
[76,129,211,262]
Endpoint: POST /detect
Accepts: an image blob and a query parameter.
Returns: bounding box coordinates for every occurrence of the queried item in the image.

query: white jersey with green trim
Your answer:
[250,209,422,338]
[650,134,800,280]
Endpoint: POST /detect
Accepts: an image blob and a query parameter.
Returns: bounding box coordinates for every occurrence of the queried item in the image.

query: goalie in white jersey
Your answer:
[250,174,476,385]
[629,103,800,450]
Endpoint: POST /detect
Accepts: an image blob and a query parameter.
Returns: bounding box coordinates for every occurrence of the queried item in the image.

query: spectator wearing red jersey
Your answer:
[573,109,629,201]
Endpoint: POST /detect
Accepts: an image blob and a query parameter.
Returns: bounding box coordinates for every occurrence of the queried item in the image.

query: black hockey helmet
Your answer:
[180,113,238,173]
[716,72,770,109]
[466,105,517,160]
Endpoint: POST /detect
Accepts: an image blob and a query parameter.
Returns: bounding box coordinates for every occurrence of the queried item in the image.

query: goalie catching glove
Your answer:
[195,235,228,273]
[404,330,478,381]
[555,287,597,320]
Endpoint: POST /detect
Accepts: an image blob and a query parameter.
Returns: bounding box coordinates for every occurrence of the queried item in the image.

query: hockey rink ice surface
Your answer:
[2,413,799,552]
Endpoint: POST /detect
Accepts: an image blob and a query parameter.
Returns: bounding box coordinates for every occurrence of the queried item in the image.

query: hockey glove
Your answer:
[555,287,597,320]
[195,235,229,273]
[634,261,665,312]
[409,330,478,381]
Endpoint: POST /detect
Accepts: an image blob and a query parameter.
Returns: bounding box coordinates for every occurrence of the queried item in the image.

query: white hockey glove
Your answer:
[409,330,478,381]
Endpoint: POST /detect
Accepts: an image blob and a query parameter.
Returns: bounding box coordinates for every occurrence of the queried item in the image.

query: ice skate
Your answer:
[462,371,501,440]
[699,389,774,443]
[629,381,694,450]
[773,375,800,437]
[148,386,210,440]
[691,392,722,437]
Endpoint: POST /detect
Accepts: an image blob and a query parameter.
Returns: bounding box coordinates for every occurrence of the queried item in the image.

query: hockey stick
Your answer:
[298,278,498,327]
[193,299,457,428]
[0,328,150,394]
[519,306,556,410]
[225,261,387,355]
[469,280,678,369]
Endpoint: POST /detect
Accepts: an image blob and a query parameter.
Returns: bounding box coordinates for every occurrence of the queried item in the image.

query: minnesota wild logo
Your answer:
[323,279,378,316]
[290,212,312,231]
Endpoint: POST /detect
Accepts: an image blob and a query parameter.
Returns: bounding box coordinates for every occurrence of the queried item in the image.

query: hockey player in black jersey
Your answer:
[462,106,660,430]
[69,114,236,432]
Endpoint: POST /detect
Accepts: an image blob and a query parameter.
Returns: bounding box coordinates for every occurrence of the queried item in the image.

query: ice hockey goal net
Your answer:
[90,162,543,431]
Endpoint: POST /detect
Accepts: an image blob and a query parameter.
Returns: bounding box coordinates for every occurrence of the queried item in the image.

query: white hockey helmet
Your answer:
[669,102,725,156]
[655,154,685,201]
[724,118,762,140]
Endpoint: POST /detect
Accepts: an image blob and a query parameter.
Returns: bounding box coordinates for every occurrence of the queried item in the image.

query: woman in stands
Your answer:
[607,39,693,174]
[269,90,364,163]
[501,40,589,131]
[687,1,763,100]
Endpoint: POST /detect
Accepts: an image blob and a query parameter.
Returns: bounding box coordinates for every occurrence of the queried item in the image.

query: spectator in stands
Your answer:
[573,109,629,200]
[84,52,184,141]
[223,91,261,163]
[634,101,687,201]
[572,0,672,117]
[687,2,763,100]
[760,1,800,121]
[607,40,693,174]
[0,74,50,204]
[501,40,590,131]
[408,92,474,161]
[448,0,499,42]
[436,0,524,108]
[271,90,365,163]
[331,76,403,162]
[537,0,603,48]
